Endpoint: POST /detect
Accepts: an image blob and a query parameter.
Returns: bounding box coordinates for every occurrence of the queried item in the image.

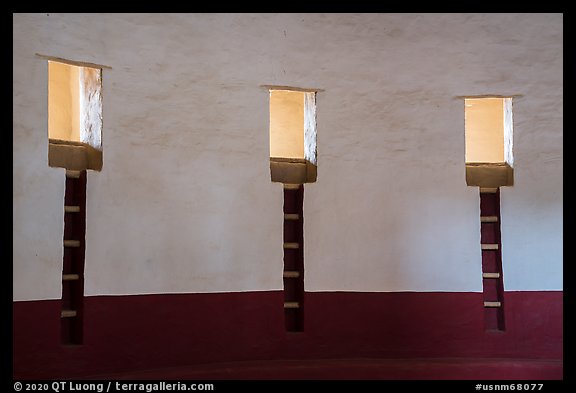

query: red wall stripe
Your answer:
[13,290,562,379]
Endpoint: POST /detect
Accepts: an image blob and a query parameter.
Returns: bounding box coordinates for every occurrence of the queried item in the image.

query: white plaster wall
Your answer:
[14,55,66,300]
[500,94,562,291]
[303,92,317,165]
[79,67,102,151]
[13,13,562,301]
[503,98,514,167]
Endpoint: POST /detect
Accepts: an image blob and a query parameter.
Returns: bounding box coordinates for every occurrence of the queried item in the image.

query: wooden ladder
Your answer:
[282,183,304,332]
[479,187,505,331]
[61,170,87,344]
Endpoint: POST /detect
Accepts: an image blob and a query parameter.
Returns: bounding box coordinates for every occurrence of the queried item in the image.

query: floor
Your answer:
[82,358,563,380]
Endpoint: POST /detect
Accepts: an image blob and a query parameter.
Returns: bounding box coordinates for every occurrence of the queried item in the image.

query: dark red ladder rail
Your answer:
[479,187,505,331]
[283,184,304,332]
[61,170,87,344]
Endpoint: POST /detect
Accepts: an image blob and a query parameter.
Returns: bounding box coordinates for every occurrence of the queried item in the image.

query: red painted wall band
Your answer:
[13,290,562,379]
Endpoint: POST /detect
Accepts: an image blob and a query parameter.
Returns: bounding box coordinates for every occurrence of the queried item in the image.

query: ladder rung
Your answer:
[283,242,299,249]
[284,302,300,309]
[64,240,81,248]
[481,216,498,223]
[481,243,499,250]
[65,205,81,213]
[283,271,301,278]
[283,184,301,190]
[284,213,300,220]
[61,310,77,318]
[65,170,81,178]
[62,274,80,281]
[480,187,498,193]
[482,272,501,279]
[484,301,501,308]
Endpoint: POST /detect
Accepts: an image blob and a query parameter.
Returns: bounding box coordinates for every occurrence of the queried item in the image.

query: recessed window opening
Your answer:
[465,97,513,187]
[48,60,102,171]
[269,89,317,184]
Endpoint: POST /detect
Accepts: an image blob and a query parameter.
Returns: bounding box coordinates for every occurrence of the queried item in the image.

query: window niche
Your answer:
[464,97,513,187]
[48,60,103,171]
[269,89,317,184]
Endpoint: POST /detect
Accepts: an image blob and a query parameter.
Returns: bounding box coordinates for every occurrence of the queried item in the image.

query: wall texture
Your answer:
[13,13,563,377]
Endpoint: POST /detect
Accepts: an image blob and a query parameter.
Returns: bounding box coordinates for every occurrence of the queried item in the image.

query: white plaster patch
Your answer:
[303,92,317,165]
[80,67,103,151]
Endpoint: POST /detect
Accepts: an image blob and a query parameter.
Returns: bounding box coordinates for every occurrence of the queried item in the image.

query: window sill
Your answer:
[49,139,102,171]
[466,162,513,187]
[270,157,317,184]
